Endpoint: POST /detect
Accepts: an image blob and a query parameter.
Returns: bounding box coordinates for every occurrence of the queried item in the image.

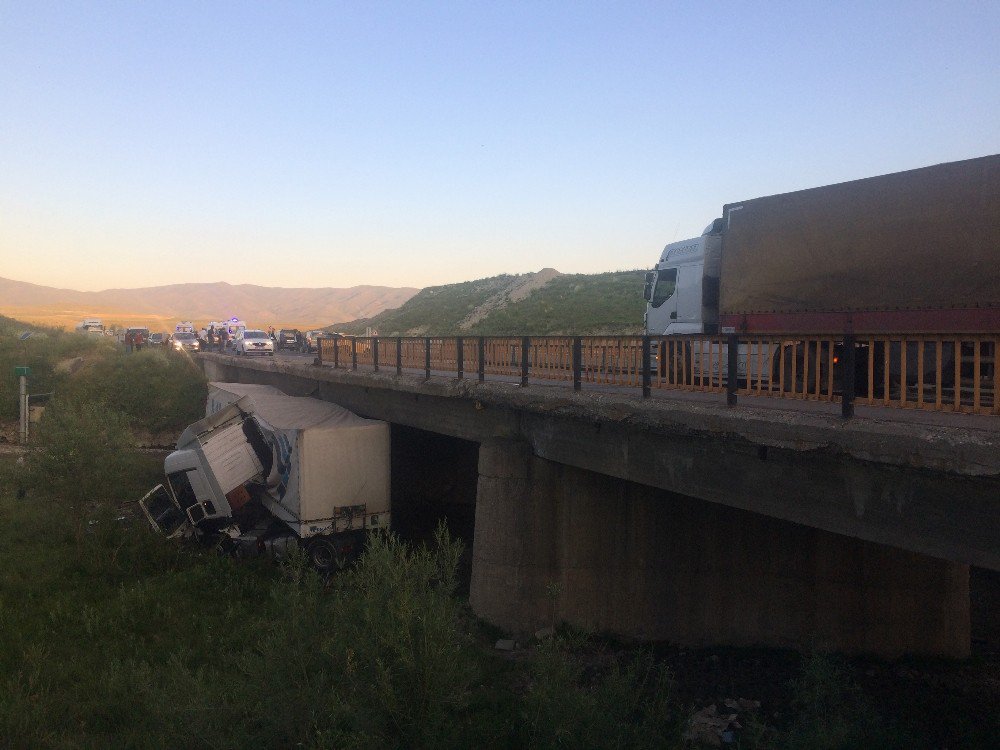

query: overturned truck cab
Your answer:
[140,383,391,570]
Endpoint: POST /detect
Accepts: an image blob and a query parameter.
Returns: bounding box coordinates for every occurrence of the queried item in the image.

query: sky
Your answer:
[1,1,998,292]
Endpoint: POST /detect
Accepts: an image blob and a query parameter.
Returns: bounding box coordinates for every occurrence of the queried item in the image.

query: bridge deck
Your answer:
[201,352,1000,570]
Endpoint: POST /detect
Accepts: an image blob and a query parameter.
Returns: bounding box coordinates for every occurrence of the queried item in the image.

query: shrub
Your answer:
[29,398,143,542]
[60,348,207,435]
[317,525,478,748]
[521,639,679,749]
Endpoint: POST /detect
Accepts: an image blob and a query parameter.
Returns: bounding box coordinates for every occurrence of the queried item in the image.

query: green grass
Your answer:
[2,313,206,436]
[2,312,990,748]
[331,270,647,337]
[0,314,117,421]
[0,461,682,749]
[471,272,647,335]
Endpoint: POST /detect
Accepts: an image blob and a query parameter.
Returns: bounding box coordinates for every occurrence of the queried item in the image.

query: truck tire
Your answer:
[305,533,362,572]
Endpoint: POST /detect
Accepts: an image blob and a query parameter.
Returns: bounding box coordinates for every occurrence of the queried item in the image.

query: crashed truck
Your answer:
[140,383,390,570]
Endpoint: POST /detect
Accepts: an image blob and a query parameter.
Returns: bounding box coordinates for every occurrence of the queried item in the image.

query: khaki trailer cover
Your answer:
[719,154,1000,316]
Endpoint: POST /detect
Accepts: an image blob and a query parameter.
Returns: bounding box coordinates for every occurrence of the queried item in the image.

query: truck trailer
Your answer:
[644,154,999,398]
[140,383,390,569]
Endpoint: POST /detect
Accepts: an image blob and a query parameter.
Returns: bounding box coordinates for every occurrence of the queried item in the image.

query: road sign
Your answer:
[14,366,30,376]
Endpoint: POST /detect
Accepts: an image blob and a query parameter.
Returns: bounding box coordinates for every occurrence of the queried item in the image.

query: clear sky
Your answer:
[2,1,997,292]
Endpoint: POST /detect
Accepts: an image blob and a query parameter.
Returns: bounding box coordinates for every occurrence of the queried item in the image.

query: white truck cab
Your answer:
[644,219,723,336]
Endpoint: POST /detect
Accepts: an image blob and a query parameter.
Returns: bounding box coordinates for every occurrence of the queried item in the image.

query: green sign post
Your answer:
[15,366,30,444]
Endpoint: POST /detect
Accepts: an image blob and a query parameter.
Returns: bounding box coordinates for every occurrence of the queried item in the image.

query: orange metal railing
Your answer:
[317,333,997,416]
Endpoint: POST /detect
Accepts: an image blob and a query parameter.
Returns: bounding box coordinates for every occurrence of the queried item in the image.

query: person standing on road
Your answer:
[134,330,144,351]
[125,331,134,353]
[219,326,228,352]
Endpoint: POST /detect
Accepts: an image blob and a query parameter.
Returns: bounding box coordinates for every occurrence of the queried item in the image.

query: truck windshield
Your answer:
[650,268,677,308]
[167,470,199,513]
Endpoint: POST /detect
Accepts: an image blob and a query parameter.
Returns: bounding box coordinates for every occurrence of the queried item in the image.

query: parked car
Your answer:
[276,328,300,350]
[234,329,275,356]
[172,331,201,352]
[301,329,330,353]
[148,332,170,346]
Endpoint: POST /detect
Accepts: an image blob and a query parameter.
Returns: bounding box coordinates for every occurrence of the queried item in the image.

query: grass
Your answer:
[0,462,683,749]
[472,271,647,335]
[332,270,647,336]
[2,314,992,749]
[5,440,993,749]
[0,314,116,422]
[2,313,206,436]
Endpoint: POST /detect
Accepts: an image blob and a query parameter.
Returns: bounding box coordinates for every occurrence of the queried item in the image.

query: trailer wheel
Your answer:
[306,537,340,572]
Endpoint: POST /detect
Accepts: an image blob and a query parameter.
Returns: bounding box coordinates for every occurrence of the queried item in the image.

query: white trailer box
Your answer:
[206,383,390,538]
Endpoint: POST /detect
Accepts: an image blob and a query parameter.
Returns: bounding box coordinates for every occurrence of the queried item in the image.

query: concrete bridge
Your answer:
[198,352,1000,658]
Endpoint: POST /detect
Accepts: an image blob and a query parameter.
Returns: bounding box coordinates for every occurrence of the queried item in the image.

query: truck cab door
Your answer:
[674,264,703,326]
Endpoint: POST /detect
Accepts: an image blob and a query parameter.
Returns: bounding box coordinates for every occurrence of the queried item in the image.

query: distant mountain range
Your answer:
[0,276,420,331]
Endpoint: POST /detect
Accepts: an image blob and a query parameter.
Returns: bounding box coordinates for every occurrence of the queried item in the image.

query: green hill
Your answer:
[330,269,647,336]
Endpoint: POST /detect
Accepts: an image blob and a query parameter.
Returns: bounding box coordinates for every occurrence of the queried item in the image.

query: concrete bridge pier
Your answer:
[470,438,971,658]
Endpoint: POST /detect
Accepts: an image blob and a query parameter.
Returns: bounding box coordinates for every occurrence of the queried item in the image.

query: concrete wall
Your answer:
[470,439,970,658]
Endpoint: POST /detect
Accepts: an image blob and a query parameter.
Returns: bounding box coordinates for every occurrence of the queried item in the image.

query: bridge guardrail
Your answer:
[316,334,997,417]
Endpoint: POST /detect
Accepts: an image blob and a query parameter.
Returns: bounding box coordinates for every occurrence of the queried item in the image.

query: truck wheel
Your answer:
[306,537,339,572]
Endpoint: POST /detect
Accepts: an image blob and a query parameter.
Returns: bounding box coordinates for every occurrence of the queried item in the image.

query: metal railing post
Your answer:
[396,338,402,376]
[841,334,856,418]
[727,333,739,406]
[521,336,530,387]
[573,337,582,392]
[351,337,357,370]
[317,336,324,366]
[425,337,431,380]
[641,336,651,398]
[333,338,339,369]
[478,337,485,382]
[456,337,464,379]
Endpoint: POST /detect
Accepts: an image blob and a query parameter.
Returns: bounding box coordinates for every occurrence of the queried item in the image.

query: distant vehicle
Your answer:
[208,319,247,345]
[172,332,200,352]
[75,318,105,336]
[301,329,331,353]
[148,333,170,346]
[276,328,300,350]
[174,321,195,334]
[234,329,274,356]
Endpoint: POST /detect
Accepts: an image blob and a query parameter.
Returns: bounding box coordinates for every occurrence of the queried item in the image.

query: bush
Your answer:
[779,651,915,750]
[0,319,116,421]
[317,524,481,749]
[59,348,207,435]
[521,638,679,750]
[29,398,144,541]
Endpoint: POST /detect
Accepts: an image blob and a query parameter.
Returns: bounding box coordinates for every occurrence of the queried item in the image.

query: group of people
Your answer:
[203,325,230,352]
[124,330,145,352]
